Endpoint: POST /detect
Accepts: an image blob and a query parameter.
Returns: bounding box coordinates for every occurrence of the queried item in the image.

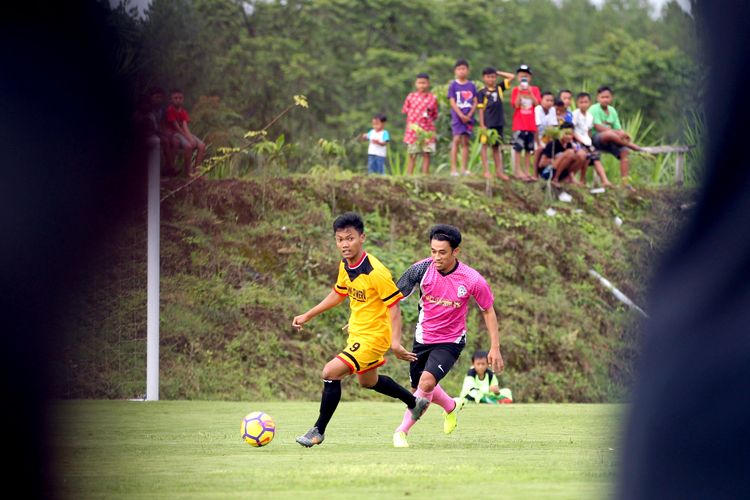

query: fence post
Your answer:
[674,152,685,185]
[146,135,160,401]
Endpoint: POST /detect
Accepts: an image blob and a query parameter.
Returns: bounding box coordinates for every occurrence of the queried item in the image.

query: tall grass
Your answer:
[600,110,659,185]
[682,110,705,186]
[387,144,409,176]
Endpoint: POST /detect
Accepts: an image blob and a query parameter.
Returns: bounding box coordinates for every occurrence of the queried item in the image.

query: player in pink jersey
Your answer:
[390,224,504,447]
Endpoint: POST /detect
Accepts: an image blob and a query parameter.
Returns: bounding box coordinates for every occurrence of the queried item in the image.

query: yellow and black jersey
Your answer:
[477,79,511,129]
[333,252,403,351]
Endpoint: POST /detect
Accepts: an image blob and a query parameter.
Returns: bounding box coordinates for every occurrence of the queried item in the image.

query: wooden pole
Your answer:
[675,152,685,185]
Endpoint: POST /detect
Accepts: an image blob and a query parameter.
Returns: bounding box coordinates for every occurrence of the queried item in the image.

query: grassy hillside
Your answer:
[56,174,693,402]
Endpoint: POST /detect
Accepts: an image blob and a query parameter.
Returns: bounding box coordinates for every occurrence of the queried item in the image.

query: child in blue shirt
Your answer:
[360,113,390,174]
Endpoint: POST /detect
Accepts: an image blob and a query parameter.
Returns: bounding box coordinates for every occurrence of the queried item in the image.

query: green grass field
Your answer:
[54,401,623,499]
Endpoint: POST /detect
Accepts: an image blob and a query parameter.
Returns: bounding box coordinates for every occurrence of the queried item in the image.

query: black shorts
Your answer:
[574,141,600,165]
[512,130,535,153]
[409,340,465,389]
[592,134,622,159]
[538,163,571,181]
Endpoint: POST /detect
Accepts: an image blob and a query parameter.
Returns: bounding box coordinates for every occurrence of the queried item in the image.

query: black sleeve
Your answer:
[396,260,430,299]
[476,89,487,108]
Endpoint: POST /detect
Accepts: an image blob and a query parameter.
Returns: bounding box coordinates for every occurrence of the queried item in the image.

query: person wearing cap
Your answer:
[510,65,541,181]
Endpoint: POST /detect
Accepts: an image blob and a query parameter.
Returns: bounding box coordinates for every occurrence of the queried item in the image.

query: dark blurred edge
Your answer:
[617,1,750,499]
[1,2,145,498]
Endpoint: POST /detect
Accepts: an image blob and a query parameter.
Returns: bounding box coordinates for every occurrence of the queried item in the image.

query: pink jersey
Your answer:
[397,258,494,344]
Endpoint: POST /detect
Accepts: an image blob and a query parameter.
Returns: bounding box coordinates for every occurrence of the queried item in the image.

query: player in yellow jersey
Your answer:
[292,212,429,447]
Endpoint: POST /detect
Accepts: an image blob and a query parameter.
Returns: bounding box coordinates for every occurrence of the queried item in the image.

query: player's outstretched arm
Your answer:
[481,307,504,373]
[389,304,416,362]
[396,260,430,299]
[292,290,346,330]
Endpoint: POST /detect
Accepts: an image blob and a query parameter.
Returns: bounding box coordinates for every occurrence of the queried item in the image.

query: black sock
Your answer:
[369,375,416,409]
[314,379,341,434]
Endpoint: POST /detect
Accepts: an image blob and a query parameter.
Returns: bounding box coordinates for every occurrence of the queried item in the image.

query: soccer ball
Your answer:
[241,411,276,447]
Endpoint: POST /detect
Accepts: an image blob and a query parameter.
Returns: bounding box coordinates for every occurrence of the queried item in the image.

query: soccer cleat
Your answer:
[296,426,324,447]
[410,397,430,421]
[393,431,409,448]
[443,397,465,434]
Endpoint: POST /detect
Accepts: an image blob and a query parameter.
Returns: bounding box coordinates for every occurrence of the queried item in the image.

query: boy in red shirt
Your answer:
[166,89,205,177]
[510,65,541,181]
[402,73,439,175]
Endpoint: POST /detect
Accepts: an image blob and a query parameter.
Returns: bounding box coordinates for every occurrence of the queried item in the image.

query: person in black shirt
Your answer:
[537,122,586,185]
[477,67,515,181]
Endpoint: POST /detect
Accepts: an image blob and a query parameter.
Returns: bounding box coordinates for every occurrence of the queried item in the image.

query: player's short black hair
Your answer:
[541,91,554,98]
[333,212,364,235]
[454,59,469,68]
[482,67,497,76]
[554,98,565,107]
[560,122,575,130]
[472,350,488,361]
[416,72,430,80]
[429,224,462,249]
[373,113,387,122]
[170,88,183,95]
[576,92,591,100]
[558,89,572,97]
[597,85,613,95]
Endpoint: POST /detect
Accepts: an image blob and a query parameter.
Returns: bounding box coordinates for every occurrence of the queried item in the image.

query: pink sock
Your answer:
[431,384,457,412]
[395,388,432,434]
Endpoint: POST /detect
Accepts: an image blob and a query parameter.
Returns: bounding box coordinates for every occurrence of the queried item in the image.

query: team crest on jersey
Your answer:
[457,285,467,298]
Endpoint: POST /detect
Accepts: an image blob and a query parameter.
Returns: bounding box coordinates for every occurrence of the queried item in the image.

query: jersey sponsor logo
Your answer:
[457,285,467,298]
[348,287,367,302]
[424,293,461,308]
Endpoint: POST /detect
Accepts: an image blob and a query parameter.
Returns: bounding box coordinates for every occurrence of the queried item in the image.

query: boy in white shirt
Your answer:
[532,92,557,177]
[361,113,390,175]
[534,91,557,146]
[572,92,613,187]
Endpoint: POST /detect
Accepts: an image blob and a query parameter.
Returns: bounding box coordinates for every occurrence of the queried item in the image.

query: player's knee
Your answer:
[418,373,437,392]
[418,380,436,392]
